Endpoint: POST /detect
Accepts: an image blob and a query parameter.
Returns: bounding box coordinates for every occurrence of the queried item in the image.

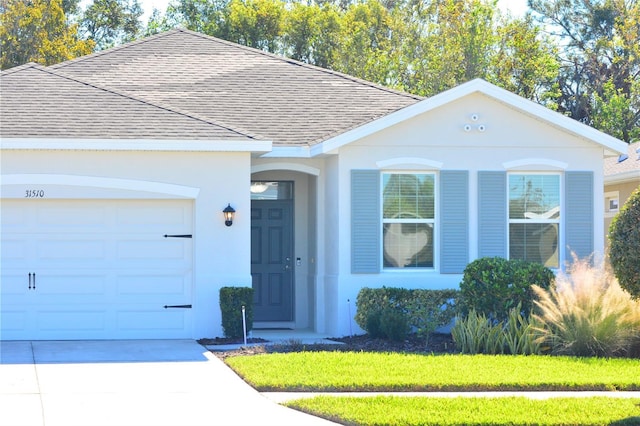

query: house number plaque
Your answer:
[25,190,45,198]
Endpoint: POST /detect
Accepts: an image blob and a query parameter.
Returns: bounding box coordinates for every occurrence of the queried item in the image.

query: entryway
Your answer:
[251,182,294,322]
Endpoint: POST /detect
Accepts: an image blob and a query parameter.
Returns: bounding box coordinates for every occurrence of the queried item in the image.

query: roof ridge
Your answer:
[1,62,45,75]
[50,29,184,70]
[43,65,266,140]
[160,29,424,102]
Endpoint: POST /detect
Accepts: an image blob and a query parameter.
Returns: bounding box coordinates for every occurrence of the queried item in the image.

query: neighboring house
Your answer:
[603,141,640,247]
[0,29,628,341]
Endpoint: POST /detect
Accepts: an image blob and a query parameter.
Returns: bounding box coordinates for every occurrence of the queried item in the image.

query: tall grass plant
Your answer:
[532,257,640,357]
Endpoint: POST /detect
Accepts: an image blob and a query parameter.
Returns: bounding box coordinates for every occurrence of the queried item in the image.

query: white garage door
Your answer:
[1,199,193,340]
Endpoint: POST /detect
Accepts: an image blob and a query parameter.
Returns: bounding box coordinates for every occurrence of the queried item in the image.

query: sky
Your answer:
[82,0,530,25]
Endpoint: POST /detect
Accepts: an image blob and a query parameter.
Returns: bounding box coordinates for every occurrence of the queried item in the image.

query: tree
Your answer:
[0,0,94,69]
[81,0,143,50]
[226,0,285,52]
[609,186,640,299]
[489,14,560,107]
[529,0,640,141]
[334,0,398,84]
[282,2,341,68]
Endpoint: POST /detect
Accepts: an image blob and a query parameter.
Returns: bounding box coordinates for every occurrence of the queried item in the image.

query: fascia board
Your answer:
[604,170,640,185]
[259,146,311,158]
[311,79,628,157]
[0,138,273,153]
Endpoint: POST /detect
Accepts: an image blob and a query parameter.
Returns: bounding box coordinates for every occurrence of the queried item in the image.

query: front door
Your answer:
[251,199,294,322]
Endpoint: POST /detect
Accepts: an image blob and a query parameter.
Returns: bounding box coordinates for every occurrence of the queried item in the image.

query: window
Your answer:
[250,181,293,200]
[604,191,620,217]
[508,174,560,268]
[382,173,435,268]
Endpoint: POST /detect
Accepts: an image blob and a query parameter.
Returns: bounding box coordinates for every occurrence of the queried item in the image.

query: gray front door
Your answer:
[251,200,294,322]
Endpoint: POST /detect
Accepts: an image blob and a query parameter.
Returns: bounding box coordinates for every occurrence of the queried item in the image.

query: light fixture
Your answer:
[223,204,235,227]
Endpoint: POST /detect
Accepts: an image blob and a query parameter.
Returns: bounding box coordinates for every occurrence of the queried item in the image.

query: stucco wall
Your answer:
[324,93,607,336]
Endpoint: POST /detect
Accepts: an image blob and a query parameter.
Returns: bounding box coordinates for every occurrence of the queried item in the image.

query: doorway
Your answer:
[250,182,294,322]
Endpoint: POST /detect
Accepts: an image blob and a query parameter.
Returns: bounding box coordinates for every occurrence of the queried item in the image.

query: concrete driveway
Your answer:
[0,340,339,426]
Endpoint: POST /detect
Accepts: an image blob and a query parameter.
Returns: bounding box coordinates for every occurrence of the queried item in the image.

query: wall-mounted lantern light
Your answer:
[223,204,235,227]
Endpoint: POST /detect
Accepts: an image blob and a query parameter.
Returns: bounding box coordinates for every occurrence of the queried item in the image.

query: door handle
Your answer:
[28,272,36,290]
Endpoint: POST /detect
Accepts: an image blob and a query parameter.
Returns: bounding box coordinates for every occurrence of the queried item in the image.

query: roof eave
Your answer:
[259,145,311,158]
[604,170,640,185]
[0,138,272,153]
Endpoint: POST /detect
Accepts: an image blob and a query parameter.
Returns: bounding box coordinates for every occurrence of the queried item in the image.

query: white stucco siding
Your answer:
[323,94,608,337]
[1,149,252,339]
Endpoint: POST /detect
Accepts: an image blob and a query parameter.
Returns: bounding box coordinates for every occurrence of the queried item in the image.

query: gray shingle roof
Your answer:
[604,141,640,177]
[1,63,258,141]
[50,29,422,147]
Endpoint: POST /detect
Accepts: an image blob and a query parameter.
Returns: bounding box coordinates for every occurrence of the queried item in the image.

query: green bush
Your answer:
[532,257,640,357]
[379,308,410,341]
[609,185,640,299]
[458,257,554,323]
[219,286,254,339]
[452,305,541,355]
[355,287,458,341]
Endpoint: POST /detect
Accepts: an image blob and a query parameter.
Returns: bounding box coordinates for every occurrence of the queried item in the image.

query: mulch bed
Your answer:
[203,333,457,359]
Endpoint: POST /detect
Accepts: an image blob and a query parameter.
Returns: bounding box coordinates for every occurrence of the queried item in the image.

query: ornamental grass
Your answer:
[532,256,640,357]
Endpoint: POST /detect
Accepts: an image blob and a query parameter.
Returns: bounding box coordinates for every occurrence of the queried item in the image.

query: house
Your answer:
[603,141,640,246]
[0,29,628,341]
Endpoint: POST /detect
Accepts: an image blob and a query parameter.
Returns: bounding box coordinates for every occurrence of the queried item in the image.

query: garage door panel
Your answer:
[116,273,191,299]
[1,199,193,340]
[1,238,28,263]
[116,201,191,230]
[35,273,107,298]
[38,310,106,332]
[116,238,190,263]
[37,239,106,262]
[117,309,188,331]
[37,204,108,229]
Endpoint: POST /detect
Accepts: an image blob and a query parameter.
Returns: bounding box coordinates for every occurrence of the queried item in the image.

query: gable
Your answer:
[314,79,628,158]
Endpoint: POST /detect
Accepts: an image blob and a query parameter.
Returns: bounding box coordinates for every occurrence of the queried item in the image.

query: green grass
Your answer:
[225,352,640,391]
[286,396,640,426]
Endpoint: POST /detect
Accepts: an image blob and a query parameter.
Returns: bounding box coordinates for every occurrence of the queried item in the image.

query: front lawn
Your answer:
[225,352,640,392]
[285,396,640,426]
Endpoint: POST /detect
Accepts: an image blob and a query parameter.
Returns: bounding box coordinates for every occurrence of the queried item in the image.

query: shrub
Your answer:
[355,287,458,341]
[458,257,554,323]
[532,256,640,357]
[609,185,640,299]
[379,308,410,341]
[452,306,541,355]
[219,286,254,339]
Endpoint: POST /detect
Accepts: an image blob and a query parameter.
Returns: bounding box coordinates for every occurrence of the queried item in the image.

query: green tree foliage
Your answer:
[530,0,640,141]
[226,0,285,52]
[81,0,143,50]
[0,0,94,69]
[609,185,640,298]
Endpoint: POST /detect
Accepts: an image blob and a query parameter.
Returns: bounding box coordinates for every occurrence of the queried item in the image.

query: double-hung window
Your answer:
[508,173,560,268]
[382,173,435,268]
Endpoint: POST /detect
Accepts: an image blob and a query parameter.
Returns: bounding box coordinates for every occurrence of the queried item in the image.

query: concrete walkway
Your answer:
[0,340,340,426]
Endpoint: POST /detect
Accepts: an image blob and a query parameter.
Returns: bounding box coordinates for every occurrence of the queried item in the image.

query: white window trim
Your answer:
[507,172,562,268]
[380,171,438,271]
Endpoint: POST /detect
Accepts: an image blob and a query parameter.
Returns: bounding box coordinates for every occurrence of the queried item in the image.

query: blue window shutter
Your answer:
[351,170,380,273]
[565,171,594,261]
[478,171,507,258]
[440,171,469,273]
